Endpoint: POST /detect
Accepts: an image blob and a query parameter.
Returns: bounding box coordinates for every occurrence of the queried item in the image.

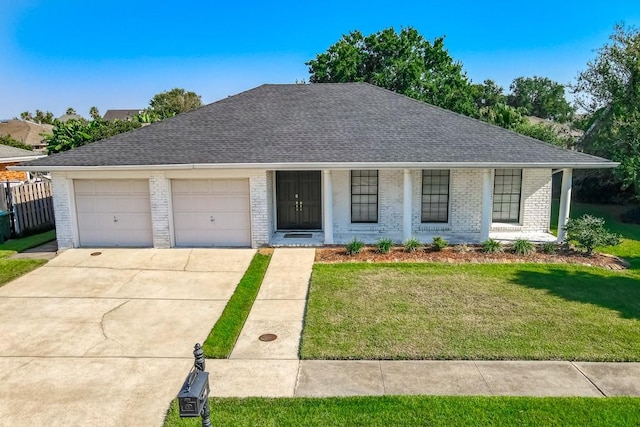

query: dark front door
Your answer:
[276,171,322,229]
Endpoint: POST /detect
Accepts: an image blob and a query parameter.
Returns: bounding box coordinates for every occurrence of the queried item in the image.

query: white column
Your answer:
[480,168,493,241]
[403,169,412,242]
[323,170,334,244]
[557,168,573,242]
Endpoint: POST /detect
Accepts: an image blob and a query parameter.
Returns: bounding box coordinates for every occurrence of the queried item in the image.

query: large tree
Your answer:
[471,79,505,109]
[147,88,203,119]
[307,27,476,115]
[507,76,574,122]
[45,117,141,154]
[574,24,640,199]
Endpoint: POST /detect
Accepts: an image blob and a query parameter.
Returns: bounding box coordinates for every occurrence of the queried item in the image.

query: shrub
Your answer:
[481,239,503,253]
[432,236,449,251]
[375,238,393,254]
[513,239,535,255]
[403,237,422,252]
[454,243,470,253]
[564,215,621,255]
[620,206,640,225]
[541,242,557,254]
[345,238,365,255]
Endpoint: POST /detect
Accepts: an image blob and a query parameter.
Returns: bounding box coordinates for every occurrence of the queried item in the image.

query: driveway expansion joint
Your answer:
[473,360,494,394]
[571,361,607,397]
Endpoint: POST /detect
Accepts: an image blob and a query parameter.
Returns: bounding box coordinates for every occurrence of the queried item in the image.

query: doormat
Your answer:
[283,233,313,238]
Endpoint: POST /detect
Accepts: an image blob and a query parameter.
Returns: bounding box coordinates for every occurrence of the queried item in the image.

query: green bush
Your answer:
[541,242,557,254]
[432,236,449,251]
[564,215,621,255]
[513,239,535,255]
[345,238,365,255]
[481,239,503,253]
[403,237,422,253]
[454,243,470,253]
[375,238,393,254]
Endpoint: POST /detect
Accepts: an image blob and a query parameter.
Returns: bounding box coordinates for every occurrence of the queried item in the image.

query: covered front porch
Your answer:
[266,167,573,247]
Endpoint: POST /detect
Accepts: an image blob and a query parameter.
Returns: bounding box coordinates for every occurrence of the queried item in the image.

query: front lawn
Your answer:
[300,262,640,361]
[164,396,640,426]
[0,250,47,288]
[0,229,56,253]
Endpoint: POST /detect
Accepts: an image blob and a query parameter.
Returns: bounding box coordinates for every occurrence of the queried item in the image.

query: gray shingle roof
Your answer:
[24,83,614,169]
[0,144,42,160]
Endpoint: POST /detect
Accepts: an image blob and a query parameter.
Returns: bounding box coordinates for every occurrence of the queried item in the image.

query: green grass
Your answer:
[301,262,640,361]
[164,396,640,426]
[0,230,56,253]
[202,252,272,358]
[0,230,54,287]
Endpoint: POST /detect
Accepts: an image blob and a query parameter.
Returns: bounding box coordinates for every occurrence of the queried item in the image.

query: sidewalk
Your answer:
[208,248,640,398]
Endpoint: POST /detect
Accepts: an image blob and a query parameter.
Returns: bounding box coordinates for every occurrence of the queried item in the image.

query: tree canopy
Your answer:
[307,27,476,115]
[147,88,203,119]
[20,110,54,124]
[574,24,640,199]
[507,76,574,122]
[45,117,141,154]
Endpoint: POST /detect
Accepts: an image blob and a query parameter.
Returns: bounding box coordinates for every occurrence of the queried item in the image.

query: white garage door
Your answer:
[172,179,251,247]
[74,179,153,247]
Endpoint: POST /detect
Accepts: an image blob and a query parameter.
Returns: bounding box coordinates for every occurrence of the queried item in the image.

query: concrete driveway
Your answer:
[0,248,255,426]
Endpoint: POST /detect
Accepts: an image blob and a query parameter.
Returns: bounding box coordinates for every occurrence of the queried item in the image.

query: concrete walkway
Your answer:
[205,248,315,397]
[230,248,315,360]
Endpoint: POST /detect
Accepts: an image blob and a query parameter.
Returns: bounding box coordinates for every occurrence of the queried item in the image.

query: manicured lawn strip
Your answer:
[0,257,47,287]
[202,252,271,358]
[0,230,54,287]
[0,230,56,253]
[164,396,640,426]
[301,262,640,361]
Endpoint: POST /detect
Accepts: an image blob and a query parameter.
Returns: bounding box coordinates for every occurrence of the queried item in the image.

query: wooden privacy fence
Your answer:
[2,181,55,237]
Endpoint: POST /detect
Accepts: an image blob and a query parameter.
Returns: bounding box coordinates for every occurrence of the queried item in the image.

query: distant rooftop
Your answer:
[103,109,142,121]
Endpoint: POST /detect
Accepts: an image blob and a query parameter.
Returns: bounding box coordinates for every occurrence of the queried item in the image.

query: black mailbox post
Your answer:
[177,343,212,427]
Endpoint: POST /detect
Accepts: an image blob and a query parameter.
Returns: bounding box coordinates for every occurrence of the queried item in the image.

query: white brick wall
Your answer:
[450,169,483,235]
[521,169,552,232]
[51,172,75,249]
[249,171,270,247]
[330,168,550,243]
[50,167,551,249]
[149,173,171,248]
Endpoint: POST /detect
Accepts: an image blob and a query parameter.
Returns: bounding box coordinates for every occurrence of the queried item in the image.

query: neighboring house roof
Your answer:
[0,144,45,163]
[103,109,142,121]
[0,119,53,148]
[21,83,616,170]
[57,114,84,123]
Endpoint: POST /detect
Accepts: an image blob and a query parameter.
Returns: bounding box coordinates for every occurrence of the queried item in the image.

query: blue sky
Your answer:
[2,0,639,119]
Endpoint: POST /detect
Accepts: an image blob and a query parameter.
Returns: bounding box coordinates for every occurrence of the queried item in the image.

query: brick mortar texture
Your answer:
[51,172,75,249]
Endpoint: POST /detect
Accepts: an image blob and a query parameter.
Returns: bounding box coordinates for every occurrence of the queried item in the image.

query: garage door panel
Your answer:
[75,180,152,247]
[173,212,212,229]
[172,196,211,212]
[210,229,251,246]
[172,179,251,247]
[210,195,249,212]
[211,212,250,230]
